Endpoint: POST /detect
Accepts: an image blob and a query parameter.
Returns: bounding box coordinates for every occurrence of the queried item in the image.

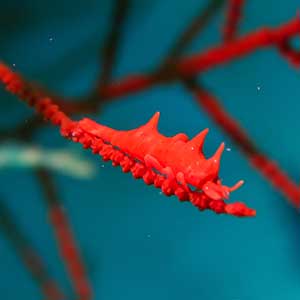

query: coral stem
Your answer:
[223,0,245,42]
[36,168,92,300]
[0,199,64,300]
[100,16,300,99]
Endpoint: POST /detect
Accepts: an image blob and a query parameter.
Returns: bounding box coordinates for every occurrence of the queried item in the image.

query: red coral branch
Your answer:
[161,0,226,64]
[0,63,75,132]
[100,15,300,99]
[184,79,300,207]
[49,204,91,300]
[0,63,255,217]
[178,15,300,75]
[36,168,92,300]
[223,0,245,42]
[97,0,131,91]
[0,199,64,300]
[278,37,300,66]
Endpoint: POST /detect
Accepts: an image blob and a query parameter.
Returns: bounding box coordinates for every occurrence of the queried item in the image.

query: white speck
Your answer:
[257,86,261,91]
[226,147,231,152]
[49,37,54,42]
[191,146,195,151]
[12,63,16,67]
[101,164,104,168]
[159,191,163,195]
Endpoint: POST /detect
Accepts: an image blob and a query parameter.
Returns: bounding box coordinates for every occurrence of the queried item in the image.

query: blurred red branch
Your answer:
[223,0,245,42]
[36,168,92,300]
[99,15,300,99]
[0,199,65,300]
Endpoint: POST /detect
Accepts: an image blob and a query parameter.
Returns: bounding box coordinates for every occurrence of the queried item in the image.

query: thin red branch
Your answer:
[278,36,300,66]
[48,204,92,300]
[223,0,245,42]
[100,15,300,99]
[161,0,226,65]
[36,168,92,300]
[176,15,300,75]
[0,199,65,300]
[156,0,226,93]
[97,0,131,90]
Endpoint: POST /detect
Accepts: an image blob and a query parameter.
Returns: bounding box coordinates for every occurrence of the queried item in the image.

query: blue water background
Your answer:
[0,0,300,299]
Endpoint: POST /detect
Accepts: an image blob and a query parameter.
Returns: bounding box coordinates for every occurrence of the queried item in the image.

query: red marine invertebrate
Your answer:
[77,113,253,217]
[0,63,255,217]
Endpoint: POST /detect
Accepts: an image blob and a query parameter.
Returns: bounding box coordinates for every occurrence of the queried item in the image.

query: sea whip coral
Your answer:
[0,63,254,217]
